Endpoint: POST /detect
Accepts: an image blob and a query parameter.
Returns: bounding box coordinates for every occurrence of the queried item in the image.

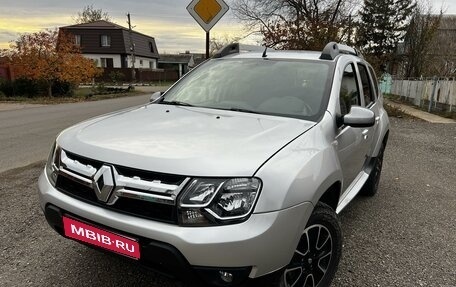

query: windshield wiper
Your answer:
[227,107,261,114]
[160,100,194,107]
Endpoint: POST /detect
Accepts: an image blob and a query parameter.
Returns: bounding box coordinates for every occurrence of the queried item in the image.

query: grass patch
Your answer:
[384,102,406,118]
[384,93,456,120]
[73,87,93,98]
[383,93,401,101]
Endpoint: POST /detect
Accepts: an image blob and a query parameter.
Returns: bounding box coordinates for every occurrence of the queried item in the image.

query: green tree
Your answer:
[357,0,416,70]
[73,5,111,24]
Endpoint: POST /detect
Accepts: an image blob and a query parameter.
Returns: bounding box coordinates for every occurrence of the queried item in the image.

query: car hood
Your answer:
[58,104,315,176]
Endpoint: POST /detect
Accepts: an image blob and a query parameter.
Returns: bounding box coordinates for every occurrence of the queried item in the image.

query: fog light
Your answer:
[219,271,233,283]
[178,208,211,226]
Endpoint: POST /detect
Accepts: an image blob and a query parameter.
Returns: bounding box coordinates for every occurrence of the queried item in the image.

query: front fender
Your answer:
[254,119,343,213]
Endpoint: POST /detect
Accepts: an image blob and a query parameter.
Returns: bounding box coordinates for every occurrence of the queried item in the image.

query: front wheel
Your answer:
[279,203,342,287]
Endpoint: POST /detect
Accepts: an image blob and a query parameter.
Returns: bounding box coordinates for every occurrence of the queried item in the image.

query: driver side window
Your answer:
[339,64,360,116]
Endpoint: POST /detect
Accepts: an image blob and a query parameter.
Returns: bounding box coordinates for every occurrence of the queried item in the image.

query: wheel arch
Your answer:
[382,130,390,145]
[371,107,390,157]
[317,181,342,211]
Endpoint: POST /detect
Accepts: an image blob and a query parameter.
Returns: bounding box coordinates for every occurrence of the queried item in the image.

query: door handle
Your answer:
[362,129,369,140]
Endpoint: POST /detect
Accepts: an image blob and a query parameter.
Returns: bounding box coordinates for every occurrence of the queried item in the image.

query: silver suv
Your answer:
[38,42,389,287]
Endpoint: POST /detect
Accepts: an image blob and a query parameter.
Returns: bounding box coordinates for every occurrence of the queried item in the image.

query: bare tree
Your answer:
[210,35,242,55]
[402,2,442,78]
[232,0,357,50]
[73,5,111,24]
[427,15,456,77]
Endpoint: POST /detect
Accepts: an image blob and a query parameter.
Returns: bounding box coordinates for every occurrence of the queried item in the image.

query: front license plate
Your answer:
[63,216,140,260]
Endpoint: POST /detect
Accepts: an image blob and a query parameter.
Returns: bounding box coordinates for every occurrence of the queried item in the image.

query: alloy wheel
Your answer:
[283,224,333,287]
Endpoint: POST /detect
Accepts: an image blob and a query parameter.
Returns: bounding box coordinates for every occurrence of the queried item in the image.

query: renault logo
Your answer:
[93,165,115,202]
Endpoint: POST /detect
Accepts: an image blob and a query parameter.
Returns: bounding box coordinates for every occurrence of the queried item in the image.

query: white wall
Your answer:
[83,54,122,68]
[126,55,157,69]
[82,54,157,69]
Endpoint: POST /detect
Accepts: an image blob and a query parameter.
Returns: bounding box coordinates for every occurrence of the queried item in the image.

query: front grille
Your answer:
[55,150,188,224]
[65,150,103,170]
[114,197,176,223]
[56,176,97,202]
[116,165,183,186]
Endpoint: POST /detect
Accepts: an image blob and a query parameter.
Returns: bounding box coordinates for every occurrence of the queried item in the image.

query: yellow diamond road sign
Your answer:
[187,0,229,32]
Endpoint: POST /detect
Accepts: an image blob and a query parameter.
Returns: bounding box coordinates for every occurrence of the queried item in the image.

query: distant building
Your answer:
[60,20,159,69]
[158,52,207,78]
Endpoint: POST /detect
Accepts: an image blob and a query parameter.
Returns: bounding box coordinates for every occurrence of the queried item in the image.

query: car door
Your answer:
[335,63,371,193]
[356,63,379,157]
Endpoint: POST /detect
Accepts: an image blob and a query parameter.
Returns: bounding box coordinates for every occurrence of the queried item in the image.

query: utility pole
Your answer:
[127,13,136,83]
[206,31,210,59]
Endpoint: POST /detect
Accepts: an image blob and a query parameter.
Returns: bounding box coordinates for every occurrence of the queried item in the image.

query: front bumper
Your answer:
[38,170,313,284]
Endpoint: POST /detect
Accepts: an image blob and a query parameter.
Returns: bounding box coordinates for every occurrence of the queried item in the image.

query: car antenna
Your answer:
[262,46,268,58]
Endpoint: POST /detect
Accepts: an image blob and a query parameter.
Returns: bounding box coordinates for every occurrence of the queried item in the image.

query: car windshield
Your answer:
[161,58,333,121]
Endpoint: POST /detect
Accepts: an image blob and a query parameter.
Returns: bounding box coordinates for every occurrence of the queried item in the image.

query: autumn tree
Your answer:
[402,3,442,77]
[357,0,416,70]
[232,0,356,50]
[73,5,111,24]
[7,29,100,97]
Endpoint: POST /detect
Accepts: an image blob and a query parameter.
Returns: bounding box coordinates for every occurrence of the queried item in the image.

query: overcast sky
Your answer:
[0,0,455,53]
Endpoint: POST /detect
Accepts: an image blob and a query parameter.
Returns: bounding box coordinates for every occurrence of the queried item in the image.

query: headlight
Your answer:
[178,178,261,226]
[45,142,60,186]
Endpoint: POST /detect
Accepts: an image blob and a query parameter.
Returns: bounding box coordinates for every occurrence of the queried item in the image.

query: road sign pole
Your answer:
[187,0,229,58]
[206,31,210,59]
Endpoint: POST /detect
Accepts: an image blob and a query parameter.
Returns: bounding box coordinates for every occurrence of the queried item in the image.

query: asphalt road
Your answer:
[0,94,151,173]
[0,118,455,287]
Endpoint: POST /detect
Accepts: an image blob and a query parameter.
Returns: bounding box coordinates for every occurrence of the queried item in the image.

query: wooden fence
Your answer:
[391,78,456,112]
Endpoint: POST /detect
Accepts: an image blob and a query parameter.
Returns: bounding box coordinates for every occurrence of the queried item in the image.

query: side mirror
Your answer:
[343,106,375,127]
[149,91,162,103]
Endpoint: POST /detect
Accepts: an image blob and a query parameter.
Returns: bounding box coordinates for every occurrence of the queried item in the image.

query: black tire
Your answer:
[277,203,342,287]
[360,143,385,197]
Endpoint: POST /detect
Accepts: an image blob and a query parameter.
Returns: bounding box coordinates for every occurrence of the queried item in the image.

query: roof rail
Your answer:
[213,43,239,58]
[212,43,271,58]
[320,42,362,60]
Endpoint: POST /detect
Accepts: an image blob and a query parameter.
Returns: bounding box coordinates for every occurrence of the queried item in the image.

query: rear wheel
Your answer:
[279,203,342,287]
[360,143,385,196]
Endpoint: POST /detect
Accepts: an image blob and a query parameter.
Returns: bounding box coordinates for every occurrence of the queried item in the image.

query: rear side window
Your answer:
[368,66,379,98]
[357,64,374,107]
[339,64,360,116]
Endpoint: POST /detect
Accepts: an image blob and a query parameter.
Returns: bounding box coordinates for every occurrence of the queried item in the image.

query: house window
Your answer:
[139,60,143,66]
[149,42,154,53]
[100,58,114,68]
[74,35,81,46]
[149,61,153,69]
[101,35,111,47]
